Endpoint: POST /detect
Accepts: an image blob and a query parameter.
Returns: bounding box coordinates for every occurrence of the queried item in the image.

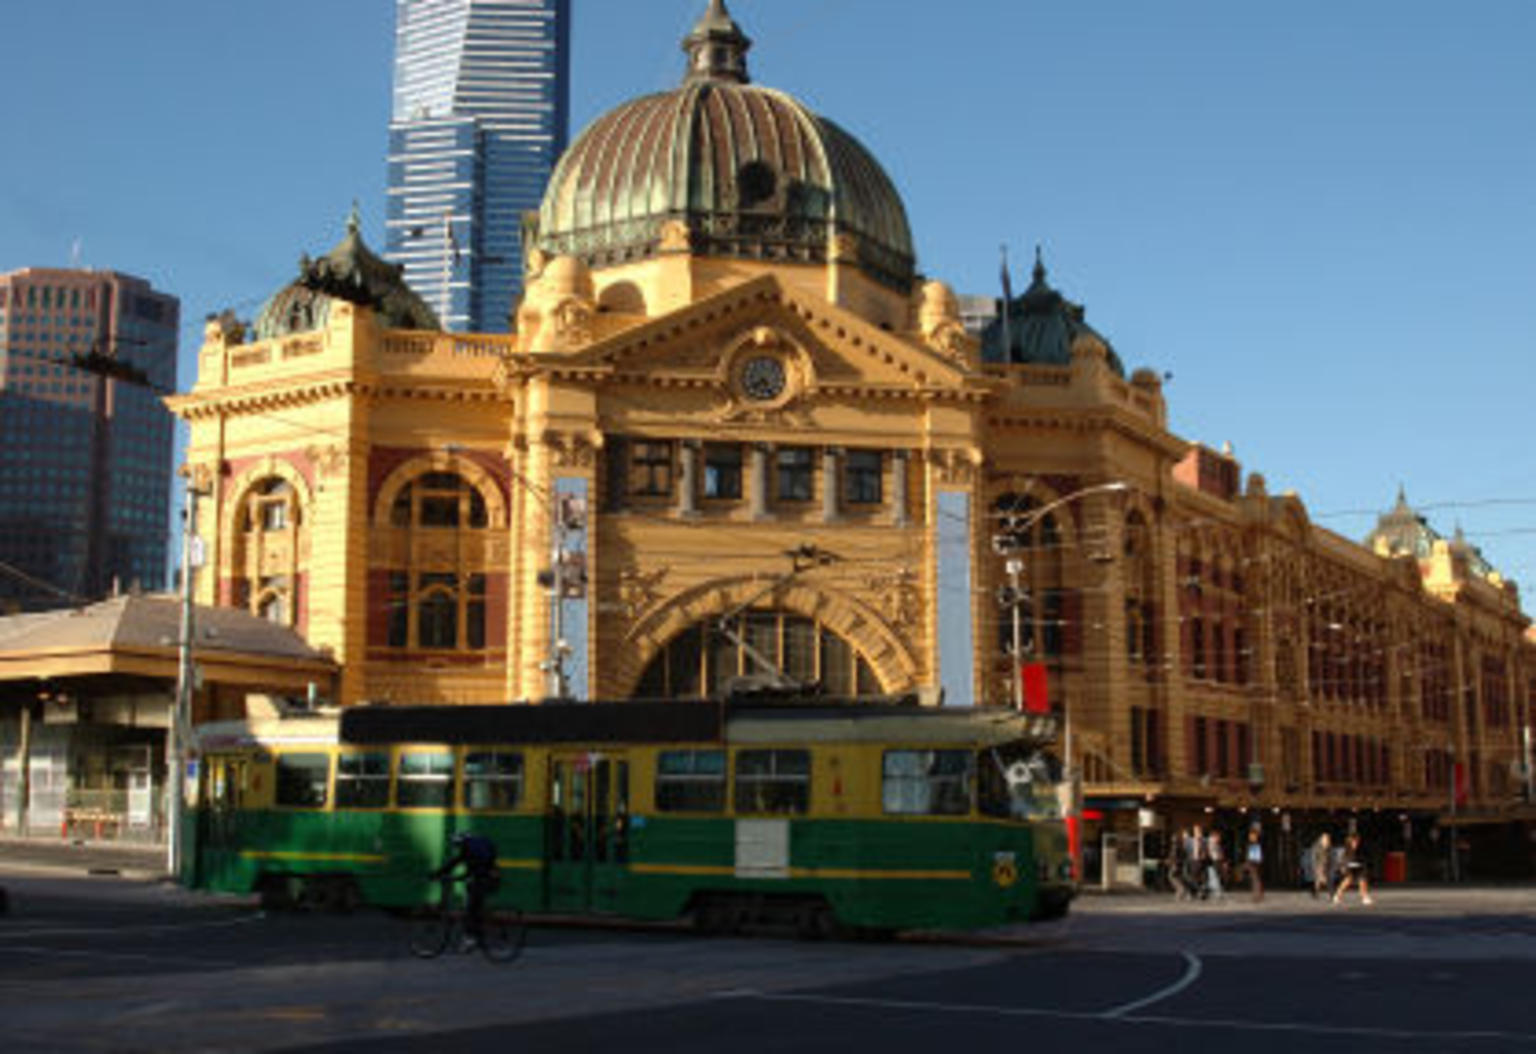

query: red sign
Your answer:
[1453,762,1469,806]
[1021,662,1050,714]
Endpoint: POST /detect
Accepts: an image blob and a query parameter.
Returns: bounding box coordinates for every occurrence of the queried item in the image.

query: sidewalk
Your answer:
[0,835,169,880]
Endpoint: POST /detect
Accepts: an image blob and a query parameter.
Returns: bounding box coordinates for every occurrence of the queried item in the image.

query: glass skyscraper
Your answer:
[0,269,177,610]
[386,0,571,333]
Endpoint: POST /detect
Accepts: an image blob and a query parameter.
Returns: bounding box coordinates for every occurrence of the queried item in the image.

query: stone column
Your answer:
[749,443,771,521]
[821,447,841,523]
[890,449,909,527]
[677,440,700,518]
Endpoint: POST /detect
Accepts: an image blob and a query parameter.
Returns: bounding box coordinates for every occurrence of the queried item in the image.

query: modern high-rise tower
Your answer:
[386,0,572,333]
[0,269,178,610]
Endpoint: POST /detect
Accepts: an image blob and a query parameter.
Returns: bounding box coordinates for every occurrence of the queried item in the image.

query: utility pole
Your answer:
[1448,742,1460,884]
[1004,557,1025,709]
[166,477,207,878]
[541,491,586,700]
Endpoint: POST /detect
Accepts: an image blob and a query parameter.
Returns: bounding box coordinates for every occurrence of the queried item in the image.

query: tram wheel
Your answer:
[796,902,838,941]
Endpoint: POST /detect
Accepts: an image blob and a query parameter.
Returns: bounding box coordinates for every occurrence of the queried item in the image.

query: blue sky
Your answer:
[3,0,1534,595]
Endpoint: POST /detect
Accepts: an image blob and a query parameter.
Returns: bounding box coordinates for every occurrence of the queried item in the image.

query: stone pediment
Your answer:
[560,275,985,405]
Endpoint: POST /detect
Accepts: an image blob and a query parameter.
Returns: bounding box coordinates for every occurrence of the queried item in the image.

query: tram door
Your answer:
[194,755,248,886]
[545,753,630,914]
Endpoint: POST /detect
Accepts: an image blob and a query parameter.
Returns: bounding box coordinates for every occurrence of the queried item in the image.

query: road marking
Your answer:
[718,988,1536,1045]
[1099,950,1202,1018]
[0,912,263,941]
[0,944,242,969]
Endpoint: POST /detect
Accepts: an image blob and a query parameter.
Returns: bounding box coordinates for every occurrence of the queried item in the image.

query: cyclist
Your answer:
[431,831,500,947]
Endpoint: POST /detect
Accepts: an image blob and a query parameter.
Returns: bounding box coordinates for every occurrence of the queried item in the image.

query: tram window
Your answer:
[882,750,972,816]
[733,749,810,815]
[334,751,390,808]
[396,750,455,809]
[465,751,523,810]
[978,748,1063,820]
[274,753,330,809]
[655,749,726,812]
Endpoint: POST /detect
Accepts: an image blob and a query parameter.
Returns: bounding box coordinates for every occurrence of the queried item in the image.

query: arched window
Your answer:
[379,469,495,653]
[232,475,304,628]
[391,471,488,528]
[634,610,881,699]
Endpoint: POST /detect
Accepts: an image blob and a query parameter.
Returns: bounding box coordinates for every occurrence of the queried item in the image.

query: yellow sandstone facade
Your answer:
[169,1,1532,873]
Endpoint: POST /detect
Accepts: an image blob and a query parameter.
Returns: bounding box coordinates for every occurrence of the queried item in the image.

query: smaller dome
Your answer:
[981,250,1124,377]
[541,255,595,300]
[254,207,439,341]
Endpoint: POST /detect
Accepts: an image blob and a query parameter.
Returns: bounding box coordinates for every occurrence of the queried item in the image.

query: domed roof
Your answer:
[981,250,1125,377]
[254,207,439,341]
[533,1,915,292]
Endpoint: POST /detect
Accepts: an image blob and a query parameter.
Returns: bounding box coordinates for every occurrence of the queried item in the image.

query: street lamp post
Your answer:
[992,479,1130,880]
[167,477,208,879]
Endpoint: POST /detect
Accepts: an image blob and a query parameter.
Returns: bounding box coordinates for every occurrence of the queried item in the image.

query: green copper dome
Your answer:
[981,251,1125,377]
[532,1,915,291]
[254,207,439,341]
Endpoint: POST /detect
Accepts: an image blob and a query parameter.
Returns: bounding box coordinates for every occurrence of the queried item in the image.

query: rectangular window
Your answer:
[733,748,811,814]
[775,447,814,502]
[464,750,523,810]
[702,443,743,499]
[655,749,726,813]
[387,572,409,647]
[275,752,330,808]
[844,450,883,504]
[882,749,972,815]
[396,750,455,808]
[334,751,390,808]
[630,440,673,497]
[467,573,487,649]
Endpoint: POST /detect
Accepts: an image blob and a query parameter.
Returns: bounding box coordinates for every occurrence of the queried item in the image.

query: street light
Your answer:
[992,479,1131,879]
[167,475,210,879]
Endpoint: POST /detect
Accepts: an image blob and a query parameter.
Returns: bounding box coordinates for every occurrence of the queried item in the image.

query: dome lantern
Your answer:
[682,0,751,84]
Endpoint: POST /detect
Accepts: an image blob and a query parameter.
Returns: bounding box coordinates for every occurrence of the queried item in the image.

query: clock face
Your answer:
[739,355,786,401]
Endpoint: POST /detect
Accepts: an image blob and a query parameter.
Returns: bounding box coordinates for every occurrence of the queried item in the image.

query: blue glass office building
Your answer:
[386,0,571,333]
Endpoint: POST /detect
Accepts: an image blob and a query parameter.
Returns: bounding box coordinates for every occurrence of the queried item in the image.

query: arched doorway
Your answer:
[632,609,883,699]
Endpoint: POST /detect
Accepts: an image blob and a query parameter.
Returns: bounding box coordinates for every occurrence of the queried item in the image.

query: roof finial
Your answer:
[1033,244,1047,284]
[682,0,752,84]
[346,200,362,237]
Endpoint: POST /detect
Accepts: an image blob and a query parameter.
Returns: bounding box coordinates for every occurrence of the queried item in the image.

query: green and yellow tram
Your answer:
[187,695,1074,934]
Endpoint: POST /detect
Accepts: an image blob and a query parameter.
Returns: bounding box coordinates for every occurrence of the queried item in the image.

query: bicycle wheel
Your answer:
[409,911,455,959]
[479,911,527,963]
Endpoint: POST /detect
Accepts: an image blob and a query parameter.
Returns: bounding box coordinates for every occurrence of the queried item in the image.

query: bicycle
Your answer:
[409,873,527,963]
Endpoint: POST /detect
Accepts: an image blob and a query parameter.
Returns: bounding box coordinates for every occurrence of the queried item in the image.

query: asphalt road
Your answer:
[2,849,1534,1053]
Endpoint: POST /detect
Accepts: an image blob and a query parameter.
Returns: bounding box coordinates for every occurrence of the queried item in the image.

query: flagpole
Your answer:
[999,244,1013,362]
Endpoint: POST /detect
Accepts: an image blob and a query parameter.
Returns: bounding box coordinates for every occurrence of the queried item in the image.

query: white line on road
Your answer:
[0,912,264,941]
[0,944,242,969]
[719,988,1536,1045]
[1098,950,1201,1018]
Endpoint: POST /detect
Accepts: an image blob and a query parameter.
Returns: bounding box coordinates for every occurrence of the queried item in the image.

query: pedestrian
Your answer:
[1205,828,1226,900]
[1308,831,1332,899]
[1166,829,1192,901]
[1332,832,1373,905]
[1242,827,1264,902]
[1186,824,1208,900]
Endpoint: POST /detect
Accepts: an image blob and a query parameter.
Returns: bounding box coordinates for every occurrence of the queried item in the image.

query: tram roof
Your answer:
[335,697,1058,749]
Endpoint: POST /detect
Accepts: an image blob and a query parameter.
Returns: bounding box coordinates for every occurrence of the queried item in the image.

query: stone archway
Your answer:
[614,576,921,700]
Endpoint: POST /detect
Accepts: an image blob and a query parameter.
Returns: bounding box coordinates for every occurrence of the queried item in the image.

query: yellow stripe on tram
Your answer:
[629,863,735,877]
[791,867,972,882]
[628,863,972,882]
[239,850,388,865]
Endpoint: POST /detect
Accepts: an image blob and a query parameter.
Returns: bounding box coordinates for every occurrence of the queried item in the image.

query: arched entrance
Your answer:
[631,609,883,699]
